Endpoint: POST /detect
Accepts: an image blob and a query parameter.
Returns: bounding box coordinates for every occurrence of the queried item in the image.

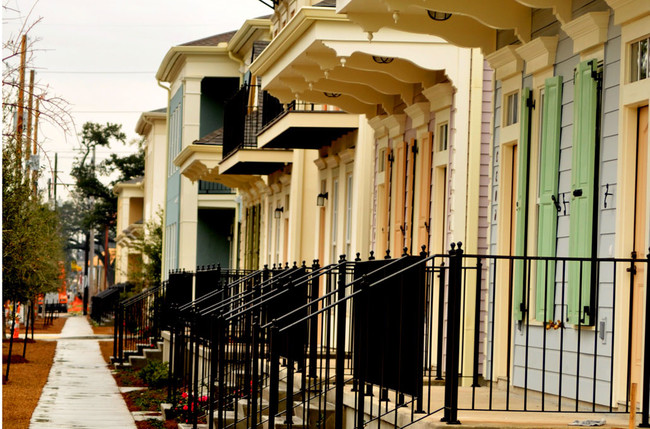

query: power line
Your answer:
[39,71,154,74]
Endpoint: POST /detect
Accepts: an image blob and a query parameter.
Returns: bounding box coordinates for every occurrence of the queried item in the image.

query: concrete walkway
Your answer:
[30,316,136,428]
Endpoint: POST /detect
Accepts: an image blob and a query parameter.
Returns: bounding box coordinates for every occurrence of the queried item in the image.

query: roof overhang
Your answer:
[135,110,166,136]
[258,111,358,149]
[156,45,232,82]
[113,180,143,197]
[219,148,293,175]
[174,143,224,182]
[336,0,576,53]
[250,7,461,118]
[228,18,272,60]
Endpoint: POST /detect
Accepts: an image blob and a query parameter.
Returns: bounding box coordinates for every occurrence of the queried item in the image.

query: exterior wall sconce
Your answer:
[274,207,284,219]
[316,192,328,207]
[427,10,452,21]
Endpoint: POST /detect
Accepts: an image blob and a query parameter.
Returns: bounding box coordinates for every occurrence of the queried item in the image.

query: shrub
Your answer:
[138,361,168,388]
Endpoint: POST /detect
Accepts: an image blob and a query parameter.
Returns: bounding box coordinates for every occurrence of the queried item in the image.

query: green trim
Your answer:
[568,60,598,325]
[536,76,563,321]
[513,87,532,321]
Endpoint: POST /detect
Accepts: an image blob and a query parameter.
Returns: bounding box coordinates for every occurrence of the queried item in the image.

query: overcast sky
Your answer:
[3,0,272,201]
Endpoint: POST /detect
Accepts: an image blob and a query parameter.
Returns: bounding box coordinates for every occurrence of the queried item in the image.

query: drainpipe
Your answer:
[228,50,245,86]
[157,79,171,281]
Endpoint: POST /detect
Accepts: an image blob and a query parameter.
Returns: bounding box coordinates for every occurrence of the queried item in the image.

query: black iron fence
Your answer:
[156,246,649,429]
[90,286,121,324]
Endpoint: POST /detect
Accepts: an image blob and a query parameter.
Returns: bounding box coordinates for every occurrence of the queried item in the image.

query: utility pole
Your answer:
[15,35,26,173]
[26,70,34,166]
[53,153,58,208]
[32,96,40,196]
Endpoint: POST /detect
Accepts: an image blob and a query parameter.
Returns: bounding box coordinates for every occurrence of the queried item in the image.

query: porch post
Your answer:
[639,250,650,427]
[442,242,463,425]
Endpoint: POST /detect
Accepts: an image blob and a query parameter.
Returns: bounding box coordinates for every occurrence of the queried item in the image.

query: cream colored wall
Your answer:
[289,149,320,264]
[143,117,167,223]
[612,11,650,407]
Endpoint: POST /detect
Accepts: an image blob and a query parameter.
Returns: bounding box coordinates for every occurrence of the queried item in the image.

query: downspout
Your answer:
[157,79,171,281]
[228,50,245,86]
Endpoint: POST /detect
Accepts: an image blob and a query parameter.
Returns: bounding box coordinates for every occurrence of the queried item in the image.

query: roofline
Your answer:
[228,17,272,59]
[113,180,144,195]
[250,7,347,76]
[156,45,231,82]
[135,111,166,136]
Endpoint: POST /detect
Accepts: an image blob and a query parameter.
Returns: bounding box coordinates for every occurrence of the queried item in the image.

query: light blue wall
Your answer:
[500,1,620,405]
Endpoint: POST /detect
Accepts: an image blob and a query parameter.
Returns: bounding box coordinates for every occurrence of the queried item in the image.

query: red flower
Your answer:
[182,392,188,399]
[183,405,188,410]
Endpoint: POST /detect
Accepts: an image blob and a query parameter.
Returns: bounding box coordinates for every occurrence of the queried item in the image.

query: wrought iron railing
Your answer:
[159,247,650,429]
[90,286,121,324]
[198,181,234,195]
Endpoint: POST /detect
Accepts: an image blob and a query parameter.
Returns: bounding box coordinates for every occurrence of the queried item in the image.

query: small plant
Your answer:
[173,391,208,424]
[138,361,168,388]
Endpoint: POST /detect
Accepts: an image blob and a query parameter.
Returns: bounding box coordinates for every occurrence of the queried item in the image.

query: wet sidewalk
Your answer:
[30,316,136,428]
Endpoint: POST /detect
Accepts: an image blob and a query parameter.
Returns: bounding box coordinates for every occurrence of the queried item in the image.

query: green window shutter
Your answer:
[568,60,598,325]
[513,87,532,321]
[536,76,563,321]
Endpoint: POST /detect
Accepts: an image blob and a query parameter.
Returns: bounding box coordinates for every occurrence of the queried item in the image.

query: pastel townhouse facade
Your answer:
[155,33,242,277]
[338,0,650,415]
[114,176,144,284]
[247,0,492,380]
[113,108,168,284]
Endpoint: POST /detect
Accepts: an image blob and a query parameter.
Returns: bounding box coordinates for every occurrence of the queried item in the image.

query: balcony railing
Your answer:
[198,181,234,195]
[222,85,284,159]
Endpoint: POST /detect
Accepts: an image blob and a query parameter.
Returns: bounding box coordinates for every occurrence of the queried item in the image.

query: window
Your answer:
[267,202,273,265]
[631,37,649,82]
[438,123,449,152]
[345,174,353,258]
[275,201,281,265]
[164,223,178,278]
[168,105,182,177]
[331,177,339,262]
[378,148,387,172]
[505,91,519,126]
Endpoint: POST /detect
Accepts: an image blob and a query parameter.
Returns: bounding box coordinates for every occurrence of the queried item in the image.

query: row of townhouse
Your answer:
[115,0,649,425]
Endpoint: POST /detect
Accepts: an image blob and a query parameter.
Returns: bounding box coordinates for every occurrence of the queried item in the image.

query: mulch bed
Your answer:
[110,364,178,429]
[30,314,68,334]
[99,340,114,365]
[2,340,57,429]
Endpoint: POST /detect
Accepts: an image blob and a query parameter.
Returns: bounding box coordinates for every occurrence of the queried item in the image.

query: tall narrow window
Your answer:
[331,178,339,262]
[378,148,387,173]
[438,123,449,152]
[505,91,520,126]
[630,37,649,83]
[345,174,353,258]
[267,202,273,265]
[275,201,281,265]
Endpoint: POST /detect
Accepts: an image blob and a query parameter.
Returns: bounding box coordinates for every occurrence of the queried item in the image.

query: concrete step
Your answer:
[236,397,270,417]
[262,416,306,429]
[129,354,148,370]
[296,400,335,429]
[212,410,249,429]
[143,348,163,362]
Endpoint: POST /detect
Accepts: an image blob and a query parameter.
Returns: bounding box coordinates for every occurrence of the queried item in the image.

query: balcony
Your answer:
[220,84,293,175]
[257,100,358,150]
